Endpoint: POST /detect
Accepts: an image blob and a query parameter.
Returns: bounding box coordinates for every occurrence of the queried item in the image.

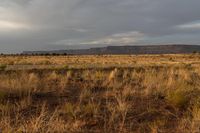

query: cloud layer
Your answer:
[1,0,200,53]
[80,32,144,45]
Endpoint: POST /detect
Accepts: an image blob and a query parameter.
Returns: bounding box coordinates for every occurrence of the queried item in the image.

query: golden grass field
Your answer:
[1,54,200,132]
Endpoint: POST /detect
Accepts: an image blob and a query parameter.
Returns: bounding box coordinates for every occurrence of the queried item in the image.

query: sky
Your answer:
[1,0,200,53]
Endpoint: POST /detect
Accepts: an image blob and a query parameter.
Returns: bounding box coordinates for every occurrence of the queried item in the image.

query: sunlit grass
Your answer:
[0,54,200,132]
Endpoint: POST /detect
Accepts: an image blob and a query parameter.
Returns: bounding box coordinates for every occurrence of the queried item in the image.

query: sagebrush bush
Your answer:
[0,64,6,71]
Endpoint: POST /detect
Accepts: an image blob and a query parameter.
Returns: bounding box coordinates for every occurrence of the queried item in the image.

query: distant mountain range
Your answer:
[22,44,200,55]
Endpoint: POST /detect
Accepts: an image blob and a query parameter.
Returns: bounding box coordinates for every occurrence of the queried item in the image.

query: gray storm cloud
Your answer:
[0,0,200,53]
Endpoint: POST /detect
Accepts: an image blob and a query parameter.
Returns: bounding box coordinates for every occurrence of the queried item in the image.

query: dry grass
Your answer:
[0,54,200,132]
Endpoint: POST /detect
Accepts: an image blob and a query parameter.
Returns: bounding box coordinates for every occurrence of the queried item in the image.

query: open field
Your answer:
[1,54,200,132]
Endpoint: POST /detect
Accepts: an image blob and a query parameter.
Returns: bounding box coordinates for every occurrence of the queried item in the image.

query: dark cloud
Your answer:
[0,0,200,53]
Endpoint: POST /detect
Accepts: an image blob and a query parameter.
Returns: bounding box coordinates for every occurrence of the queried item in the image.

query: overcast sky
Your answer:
[1,0,200,53]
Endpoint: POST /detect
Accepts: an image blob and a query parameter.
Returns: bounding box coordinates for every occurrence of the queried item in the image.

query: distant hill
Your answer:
[22,44,200,55]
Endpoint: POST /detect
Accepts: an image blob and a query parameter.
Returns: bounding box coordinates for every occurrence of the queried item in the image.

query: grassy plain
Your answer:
[0,54,200,132]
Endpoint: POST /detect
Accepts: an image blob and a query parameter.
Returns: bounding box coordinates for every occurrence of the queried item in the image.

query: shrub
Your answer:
[0,91,6,101]
[0,64,6,71]
[167,90,190,109]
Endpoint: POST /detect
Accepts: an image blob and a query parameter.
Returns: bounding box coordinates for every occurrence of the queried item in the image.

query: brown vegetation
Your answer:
[0,54,200,132]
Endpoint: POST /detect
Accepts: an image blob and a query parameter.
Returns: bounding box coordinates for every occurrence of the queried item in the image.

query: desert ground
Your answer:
[0,54,200,132]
